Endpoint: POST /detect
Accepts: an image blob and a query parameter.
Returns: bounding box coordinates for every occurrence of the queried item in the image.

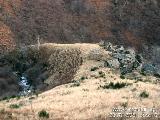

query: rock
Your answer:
[105,59,120,69]
[125,48,136,56]
[116,46,125,53]
[120,63,134,75]
[135,54,143,64]
[125,71,142,80]
[154,70,160,78]
[141,64,157,75]
[103,42,115,52]
[104,43,143,75]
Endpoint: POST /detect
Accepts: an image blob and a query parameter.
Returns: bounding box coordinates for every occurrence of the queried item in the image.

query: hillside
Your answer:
[1,68,160,120]
[0,0,160,51]
[0,43,160,120]
[0,0,160,119]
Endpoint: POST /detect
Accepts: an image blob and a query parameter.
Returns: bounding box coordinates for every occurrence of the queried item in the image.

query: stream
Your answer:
[18,74,33,96]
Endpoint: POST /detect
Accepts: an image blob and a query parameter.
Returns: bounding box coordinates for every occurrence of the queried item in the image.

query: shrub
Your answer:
[154,73,160,78]
[0,109,5,114]
[121,102,128,108]
[90,67,99,71]
[100,82,130,89]
[139,91,149,98]
[16,96,21,100]
[140,71,147,76]
[38,110,49,118]
[80,76,86,81]
[29,97,36,100]
[99,71,105,78]
[10,95,17,99]
[120,75,125,79]
[70,81,80,87]
[1,97,10,101]
[1,95,20,101]
[2,97,9,101]
[9,104,20,109]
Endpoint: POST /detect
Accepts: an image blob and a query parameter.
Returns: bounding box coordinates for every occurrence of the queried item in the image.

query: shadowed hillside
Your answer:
[0,0,160,65]
[0,0,159,50]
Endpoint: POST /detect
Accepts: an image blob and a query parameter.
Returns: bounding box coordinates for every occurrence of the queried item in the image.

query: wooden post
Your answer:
[37,35,40,50]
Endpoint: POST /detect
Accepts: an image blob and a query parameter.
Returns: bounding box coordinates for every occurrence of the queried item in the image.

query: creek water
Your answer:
[18,74,32,96]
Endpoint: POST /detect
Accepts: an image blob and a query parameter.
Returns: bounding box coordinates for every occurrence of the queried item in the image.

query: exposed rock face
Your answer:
[103,42,160,80]
[104,42,141,74]
[104,59,120,69]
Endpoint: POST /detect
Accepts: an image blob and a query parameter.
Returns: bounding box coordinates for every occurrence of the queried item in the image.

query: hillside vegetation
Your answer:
[0,0,160,51]
[0,43,109,98]
[0,0,160,119]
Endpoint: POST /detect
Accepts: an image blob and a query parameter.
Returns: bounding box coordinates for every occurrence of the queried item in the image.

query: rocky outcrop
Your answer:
[103,42,160,79]
[103,42,142,74]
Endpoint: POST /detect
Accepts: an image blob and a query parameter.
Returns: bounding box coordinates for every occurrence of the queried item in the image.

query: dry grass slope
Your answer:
[38,43,109,87]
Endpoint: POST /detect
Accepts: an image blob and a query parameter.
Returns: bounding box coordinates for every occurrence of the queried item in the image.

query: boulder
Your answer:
[141,64,157,75]
[141,64,160,77]
[125,71,142,80]
[104,42,142,74]
[105,59,120,69]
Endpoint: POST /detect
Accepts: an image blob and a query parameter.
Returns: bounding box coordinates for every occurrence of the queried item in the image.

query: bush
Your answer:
[100,82,130,89]
[70,81,80,87]
[38,110,49,118]
[154,73,160,78]
[0,109,5,114]
[90,67,99,71]
[99,71,105,78]
[9,104,20,109]
[80,77,86,81]
[121,102,128,108]
[1,95,21,101]
[140,70,147,76]
[139,91,149,98]
[120,75,125,79]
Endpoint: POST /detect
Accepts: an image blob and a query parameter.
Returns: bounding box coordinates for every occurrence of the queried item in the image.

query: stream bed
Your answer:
[18,74,33,96]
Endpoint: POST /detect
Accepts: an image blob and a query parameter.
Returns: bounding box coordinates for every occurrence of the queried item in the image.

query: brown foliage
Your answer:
[0,0,160,52]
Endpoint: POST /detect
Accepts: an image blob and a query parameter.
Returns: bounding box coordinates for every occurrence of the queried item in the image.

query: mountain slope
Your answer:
[0,53,160,119]
[0,0,159,52]
[0,43,160,119]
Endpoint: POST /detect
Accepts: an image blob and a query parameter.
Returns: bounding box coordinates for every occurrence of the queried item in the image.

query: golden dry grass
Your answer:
[35,43,109,87]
